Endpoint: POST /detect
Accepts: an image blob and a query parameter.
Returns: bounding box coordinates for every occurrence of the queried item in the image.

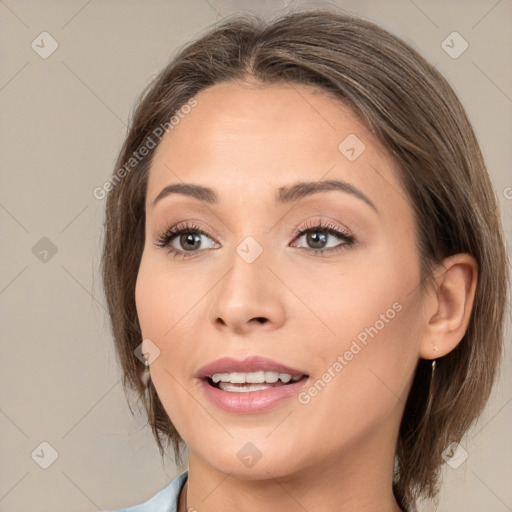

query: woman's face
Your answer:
[135,81,429,478]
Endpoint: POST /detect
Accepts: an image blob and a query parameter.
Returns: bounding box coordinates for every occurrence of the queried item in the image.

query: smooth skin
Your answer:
[135,81,477,512]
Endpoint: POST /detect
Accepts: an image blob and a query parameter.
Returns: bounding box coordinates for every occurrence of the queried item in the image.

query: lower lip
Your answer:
[199,377,309,413]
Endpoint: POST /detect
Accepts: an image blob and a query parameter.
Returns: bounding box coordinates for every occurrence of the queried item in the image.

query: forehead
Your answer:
[146,81,404,213]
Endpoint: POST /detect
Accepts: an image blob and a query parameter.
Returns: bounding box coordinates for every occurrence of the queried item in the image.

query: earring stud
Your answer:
[141,357,151,386]
[432,346,438,375]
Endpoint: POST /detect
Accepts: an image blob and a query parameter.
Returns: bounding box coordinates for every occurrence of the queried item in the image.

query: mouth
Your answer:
[205,371,309,393]
[196,356,310,410]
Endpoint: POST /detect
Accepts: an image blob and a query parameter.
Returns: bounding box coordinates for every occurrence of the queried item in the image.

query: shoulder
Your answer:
[103,471,188,512]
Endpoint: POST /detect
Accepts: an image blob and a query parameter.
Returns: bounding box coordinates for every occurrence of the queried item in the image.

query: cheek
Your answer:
[135,252,202,339]
[286,294,420,453]
[135,257,161,339]
[134,256,192,420]
[134,252,210,387]
[300,252,423,424]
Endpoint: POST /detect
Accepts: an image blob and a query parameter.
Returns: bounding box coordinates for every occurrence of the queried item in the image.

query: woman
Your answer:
[100,8,508,512]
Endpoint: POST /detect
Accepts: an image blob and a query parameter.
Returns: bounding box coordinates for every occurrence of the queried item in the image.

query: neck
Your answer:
[180,429,403,512]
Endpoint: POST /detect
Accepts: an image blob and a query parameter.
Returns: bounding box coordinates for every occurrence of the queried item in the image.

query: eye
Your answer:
[154,221,219,259]
[291,219,355,255]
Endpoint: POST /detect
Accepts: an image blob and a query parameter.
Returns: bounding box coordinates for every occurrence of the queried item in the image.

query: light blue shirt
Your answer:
[104,471,188,512]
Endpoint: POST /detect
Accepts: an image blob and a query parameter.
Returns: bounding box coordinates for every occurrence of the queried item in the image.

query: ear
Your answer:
[419,254,478,360]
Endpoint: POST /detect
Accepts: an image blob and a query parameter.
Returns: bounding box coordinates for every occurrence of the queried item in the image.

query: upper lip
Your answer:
[197,356,308,379]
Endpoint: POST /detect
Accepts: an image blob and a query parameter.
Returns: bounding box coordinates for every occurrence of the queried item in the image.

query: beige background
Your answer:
[0,1,510,511]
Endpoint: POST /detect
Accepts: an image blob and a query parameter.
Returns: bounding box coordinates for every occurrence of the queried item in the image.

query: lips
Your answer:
[195,356,309,413]
[195,356,310,413]
[196,355,308,380]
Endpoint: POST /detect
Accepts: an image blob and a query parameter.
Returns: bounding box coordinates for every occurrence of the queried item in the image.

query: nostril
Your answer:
[254,317,267,324]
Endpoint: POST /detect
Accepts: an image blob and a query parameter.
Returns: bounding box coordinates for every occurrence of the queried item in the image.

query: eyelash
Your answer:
[154,220,355,259]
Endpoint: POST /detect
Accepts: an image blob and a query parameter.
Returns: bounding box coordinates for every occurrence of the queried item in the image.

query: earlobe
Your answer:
[419,254,478,360]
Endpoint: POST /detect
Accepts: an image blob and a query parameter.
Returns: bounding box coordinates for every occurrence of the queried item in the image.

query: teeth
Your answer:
[246,371,265,383]
[210,371,302,384]
[218,383,271,393]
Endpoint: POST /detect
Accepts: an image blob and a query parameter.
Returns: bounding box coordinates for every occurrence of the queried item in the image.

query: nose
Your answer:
[209,247,286,336]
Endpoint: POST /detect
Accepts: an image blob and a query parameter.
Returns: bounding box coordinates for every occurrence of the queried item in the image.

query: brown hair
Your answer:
[100,8,509,510]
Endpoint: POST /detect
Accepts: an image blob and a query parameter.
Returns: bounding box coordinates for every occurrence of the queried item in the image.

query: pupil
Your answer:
[308,231,327,249]
[181,233,200,250]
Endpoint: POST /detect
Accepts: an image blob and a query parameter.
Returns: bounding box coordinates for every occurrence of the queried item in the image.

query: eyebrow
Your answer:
[151,179,378,213]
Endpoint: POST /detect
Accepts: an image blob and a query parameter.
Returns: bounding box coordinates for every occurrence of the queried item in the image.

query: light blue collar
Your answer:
[105,471,188,512]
